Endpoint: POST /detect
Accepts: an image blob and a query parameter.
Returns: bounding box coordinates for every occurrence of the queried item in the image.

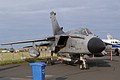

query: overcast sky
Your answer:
[0,0,120,48]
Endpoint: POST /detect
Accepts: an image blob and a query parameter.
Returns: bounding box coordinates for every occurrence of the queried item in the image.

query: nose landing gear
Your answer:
[78,55,89,70]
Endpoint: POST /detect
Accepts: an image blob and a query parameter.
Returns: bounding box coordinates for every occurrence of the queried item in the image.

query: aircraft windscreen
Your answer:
[85,28,93,34]
[72,28,93,35]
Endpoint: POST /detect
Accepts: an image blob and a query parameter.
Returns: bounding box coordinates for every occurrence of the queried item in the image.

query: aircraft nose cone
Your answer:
[87,37,105,53]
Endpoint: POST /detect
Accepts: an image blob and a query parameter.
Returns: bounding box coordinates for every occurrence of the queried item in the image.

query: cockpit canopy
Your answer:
[67,28,93,36]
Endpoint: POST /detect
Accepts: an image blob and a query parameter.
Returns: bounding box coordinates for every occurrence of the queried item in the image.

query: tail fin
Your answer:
[107,33,113,40]
[50,11,64,35]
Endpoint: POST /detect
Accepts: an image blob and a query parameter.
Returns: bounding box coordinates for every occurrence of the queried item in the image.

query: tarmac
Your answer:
[0,55,120,80]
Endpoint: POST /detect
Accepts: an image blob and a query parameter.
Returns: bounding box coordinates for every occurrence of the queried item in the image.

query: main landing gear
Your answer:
[46,52,89,70]
[46,51,55,65]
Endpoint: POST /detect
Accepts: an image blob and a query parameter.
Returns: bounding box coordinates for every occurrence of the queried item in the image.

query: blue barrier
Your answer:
[30,62,46,80]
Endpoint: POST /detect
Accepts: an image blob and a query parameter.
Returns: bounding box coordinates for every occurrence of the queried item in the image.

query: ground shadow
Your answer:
[87,58,111,67]
[56,77,67,80]
[0,65,20,72]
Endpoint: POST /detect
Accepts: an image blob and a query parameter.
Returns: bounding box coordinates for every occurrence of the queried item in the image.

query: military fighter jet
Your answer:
[1,11,105,69]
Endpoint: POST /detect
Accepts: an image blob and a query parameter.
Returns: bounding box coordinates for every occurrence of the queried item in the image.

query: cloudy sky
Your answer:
[0,0,120,48]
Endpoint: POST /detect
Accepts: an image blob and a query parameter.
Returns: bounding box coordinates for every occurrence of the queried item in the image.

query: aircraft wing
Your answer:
[1,36,55,45]
[23,42,50,48]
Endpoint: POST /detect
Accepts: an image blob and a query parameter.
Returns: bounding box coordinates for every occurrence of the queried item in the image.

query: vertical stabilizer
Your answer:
[107,33,113,40]
[50,11,64,35]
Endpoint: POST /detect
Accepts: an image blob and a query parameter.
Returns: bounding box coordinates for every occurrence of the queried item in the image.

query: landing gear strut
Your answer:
[46,51,54,65]
[79,55,89,70]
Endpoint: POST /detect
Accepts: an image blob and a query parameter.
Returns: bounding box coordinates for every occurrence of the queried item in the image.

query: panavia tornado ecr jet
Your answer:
[1,11,105,69]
